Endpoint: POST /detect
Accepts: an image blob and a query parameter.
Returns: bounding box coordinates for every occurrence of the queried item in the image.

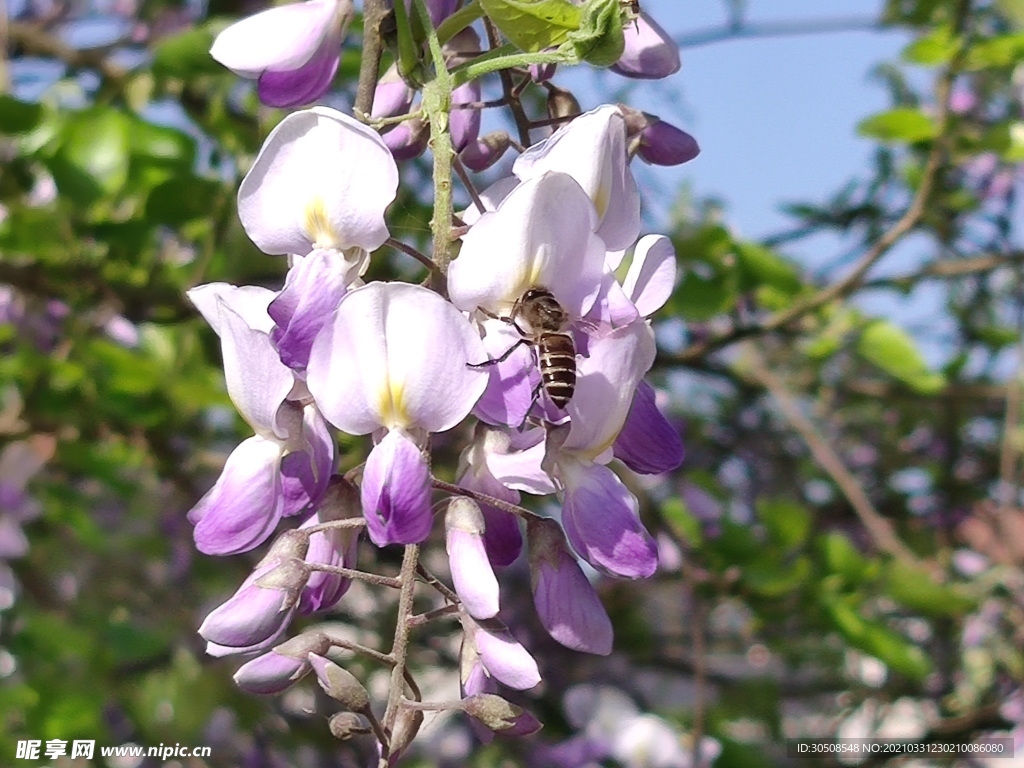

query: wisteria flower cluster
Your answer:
[191,0,695,761]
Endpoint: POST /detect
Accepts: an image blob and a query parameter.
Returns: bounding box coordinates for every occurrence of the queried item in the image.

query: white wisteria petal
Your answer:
[210,0,344,77]
[238,107,399,256]
[563,322,655,460]
[622,235,676,317]
[187,283,276,336]
[485,432,558,495]
[307,282,487,435]
[513,105,640,251]
[218,300,295,439]
[449,172,606,317]
[459,175,518,227]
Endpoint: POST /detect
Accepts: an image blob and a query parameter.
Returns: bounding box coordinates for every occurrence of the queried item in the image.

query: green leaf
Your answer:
[145,176,223,225]
[818,532,873,583]
[858,108,938,143]
[734,242,802,295]
[153,21,230,78]
[47,108,131,206]
[128,117,197,169]
[661,497,702,548]
[743,556,812,597]
[963,32,1024,70]
[882,561,976,617]
[671,226,739,321]
[0,95,43,134]
[998,0,1024,29]
[856,319,945,394]
[822,598,932,679]
[757,498,812,550]
[479,0,582,52]
[902,25,960,65]
[569,0,625,67]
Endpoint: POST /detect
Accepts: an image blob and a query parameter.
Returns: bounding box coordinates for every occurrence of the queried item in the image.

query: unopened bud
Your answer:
[383,118,430,161]
[328,712,370,740]
[390,707,424,756]
[273,630,331,660]
[254,557,310,610]
[460,131,511,172]
[637,119,700,166]
[546,86,581,122]
[262,528,310,564]
[319,475,362,521]
[308,654,371,711]
[461,693,542,736]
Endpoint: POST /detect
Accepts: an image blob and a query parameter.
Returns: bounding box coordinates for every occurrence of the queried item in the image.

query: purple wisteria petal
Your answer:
[306,282,487,435]
[474,624,542,690]
[360,429,433,546]
[485,431,558,496]
[372,65,416,119]
[382,119,430,161]
[238,107,399,256]
[612,381,683,475]
[559,460,657,579]
[637,119,700,166]
[0,517,29,559]
[589,271,641,329]
[234,650,310,695]
[472,318,539,428]
[610,13,681,80]
[299,478,362,613]
[269,250,351,371]
[449,172,606,318]
[446,499,500,619]
[257,29,341,108]
[563,321,656,460]
[191,436,285,555]
[199,562,295,651]
[513,105,640,251]
[621,234,676,316]
[457,432,524,566]
[210,0,350,77]
[217,300,296,440]
[528,518,613,655]
[450,80,482,152]
[460,131,512,172]
[0,436,53,498]
[280,405,334,517]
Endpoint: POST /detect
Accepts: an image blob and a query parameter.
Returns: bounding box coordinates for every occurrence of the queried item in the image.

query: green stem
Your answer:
[451,45,572,87]
[436,0,484,46]
[391,0,420,79]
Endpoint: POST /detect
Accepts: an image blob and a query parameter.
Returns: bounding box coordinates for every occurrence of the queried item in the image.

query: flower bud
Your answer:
[611,12,681,80]
[300,476,362,614]
[371,64,415,120]
[637,119,700,166]
[546,86,581,122]
[328,712,370,740]
[460,131,512,172]
[529,61,557,83]
[308,654,371,711]
[382,118,430,161]
[389,707,424,757]
[462,693,542,736]
[462,614,541,690]
[234,650,310,695]
[446,497,500,619]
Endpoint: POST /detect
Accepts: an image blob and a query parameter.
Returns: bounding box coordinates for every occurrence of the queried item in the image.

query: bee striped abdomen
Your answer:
[538,331,577,409]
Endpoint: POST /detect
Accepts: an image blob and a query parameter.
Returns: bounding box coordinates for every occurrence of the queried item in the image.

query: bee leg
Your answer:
[517,382,545,430]
[467,338,529,368]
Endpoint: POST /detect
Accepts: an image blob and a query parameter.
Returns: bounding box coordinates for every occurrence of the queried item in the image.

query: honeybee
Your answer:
[473,287,577,411]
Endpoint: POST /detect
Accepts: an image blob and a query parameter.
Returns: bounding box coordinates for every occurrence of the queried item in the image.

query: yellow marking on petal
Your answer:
[302,196,342,249]
[378,377,409,430]
[593,182,611,219]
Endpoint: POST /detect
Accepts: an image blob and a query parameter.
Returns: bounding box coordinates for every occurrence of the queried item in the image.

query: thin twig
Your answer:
[383,545,420,733]
[386,237,439,274]
[998,351,1024,513]
[305,563,402,589]
[354,0,387,116]
[483,18,532,147]
[452,155,486,218]
[741,344,923,568]
[431,477,542,521]
[407,604,460,629]
[415,563,460,604]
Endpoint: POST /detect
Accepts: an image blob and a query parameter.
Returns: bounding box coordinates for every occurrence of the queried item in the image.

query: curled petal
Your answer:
[238,107,399,256]
[446,499,500,619]
[307,282,487,434]
[559,460,657,579]
[610,13,681,80]
[513,105,640,251]
[191,437,285,556]
[361,430,433,546]
[449,172,606,317]
[234,650,310,695]
[217,300,295,440]
[474,624,541,690]
[210,0,349,78]
[528,518,613,655]
[269,249,352,371]
[258,34,341,108]
[199,562,295,651]
[613,381,684,475]
[187,283,276,336]
[622,235,676,316]
[484,429,557,496]
[563,322,656,460]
